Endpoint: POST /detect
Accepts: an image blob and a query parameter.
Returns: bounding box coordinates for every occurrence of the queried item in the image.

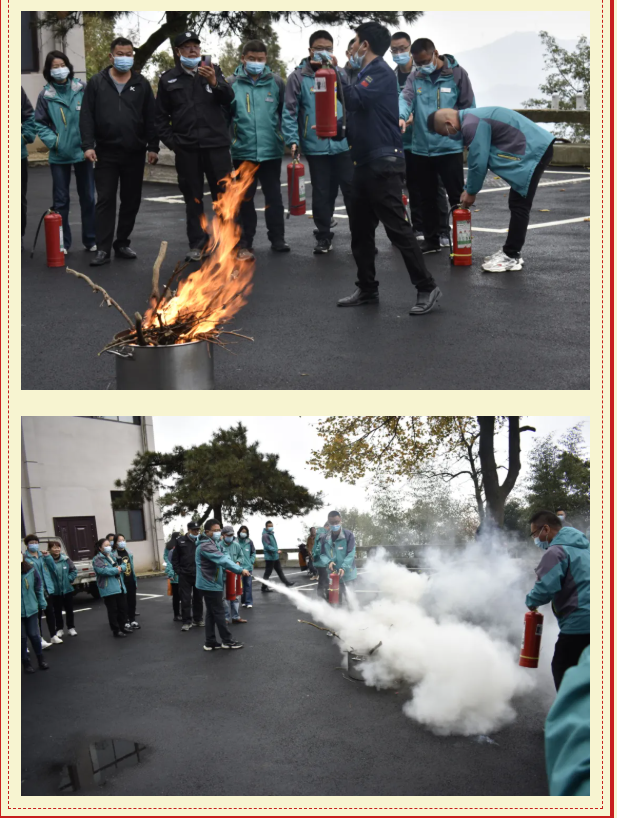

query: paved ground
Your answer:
[21,164,590,390]
[21,574,551,797]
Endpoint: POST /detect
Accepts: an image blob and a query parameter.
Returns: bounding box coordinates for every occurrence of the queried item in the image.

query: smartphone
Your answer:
[201,55,212,68]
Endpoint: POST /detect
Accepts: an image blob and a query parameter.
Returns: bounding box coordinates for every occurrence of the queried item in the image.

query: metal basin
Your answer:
[347,651,368,681]
[107,331,215,391]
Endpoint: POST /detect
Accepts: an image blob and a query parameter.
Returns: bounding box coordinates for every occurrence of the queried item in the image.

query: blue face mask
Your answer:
[212,531,222,541]
[393,52,410,66]
[27,543,40,552]
[51,67,70,81]
[188,533,198,540]
[180,55,200,69]
[113,56,134,72]
[312,50,332,64]
[330,524,342,532]
[266,528,274,535]
[417,59,436,75]
[349,49,365,70]
[103,545,112,553]
[117,542,126,549]
[246,61,265,75]
[224,536,234,544]
[239,533,247,539]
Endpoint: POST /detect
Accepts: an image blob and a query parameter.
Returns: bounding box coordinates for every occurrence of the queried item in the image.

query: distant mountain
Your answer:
[454,31,578,108]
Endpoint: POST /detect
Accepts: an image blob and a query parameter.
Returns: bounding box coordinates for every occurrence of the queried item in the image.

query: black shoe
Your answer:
[271,240,291,252]
[122,627,133,634]
[90,250,110,267]
[204,643,223,651]
[286,582,295,587]
[173,615,182,622]
[36,655,50,670]
[23,660,35,674]
[114,631,127,638]
[409,286,442,316]
[313,239,332,254]
[261,587,274,593]
[221,641,244,649]
[337,288,379,308]
[115,246,137,259]
[419,240,441,254]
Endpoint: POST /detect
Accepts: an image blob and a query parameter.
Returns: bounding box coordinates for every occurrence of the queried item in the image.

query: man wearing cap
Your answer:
[220,525,248,624]
[312,511,357,604]
[170,521,205,631]
[155,32,235,262]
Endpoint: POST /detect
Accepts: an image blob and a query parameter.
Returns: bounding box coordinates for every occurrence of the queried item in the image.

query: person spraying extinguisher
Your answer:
[220,526,247,624]
[312,511,357,605]
[525,510,590,691]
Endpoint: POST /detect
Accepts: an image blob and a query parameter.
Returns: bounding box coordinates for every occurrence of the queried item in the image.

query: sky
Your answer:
[151,416,590,546]
[120,11,590,69]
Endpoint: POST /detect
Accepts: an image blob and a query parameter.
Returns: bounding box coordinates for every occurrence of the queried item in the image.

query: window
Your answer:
[21,12,39,74]
[81,417,141,425]
[110,491,146,542]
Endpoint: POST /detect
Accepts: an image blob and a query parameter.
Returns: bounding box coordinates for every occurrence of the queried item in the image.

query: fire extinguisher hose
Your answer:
[30,208,54,259]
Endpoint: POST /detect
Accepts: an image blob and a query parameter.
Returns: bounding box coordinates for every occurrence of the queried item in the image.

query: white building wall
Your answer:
[21,416,165,573]
[21,12,87,114]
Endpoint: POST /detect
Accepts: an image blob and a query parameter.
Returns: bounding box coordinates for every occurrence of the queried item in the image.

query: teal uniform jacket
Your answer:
[237,537,256,572]
[164,545,179,584]
[195,536,244,592]
[22,564,47,618]
[312,528,357,582]
[545,646,590,795]
[22,88,36,159]
[24,551,56,595]
[34,78,88,164]
[92,551,127,597]
[526,527,590,634]
[49,552,77,595]
[228,64,286,163]
[261,530,279,561]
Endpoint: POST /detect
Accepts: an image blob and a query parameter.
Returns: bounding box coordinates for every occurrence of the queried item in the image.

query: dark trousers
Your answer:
[233,158,284,248]
[103,592,129,634]
[552,632,590,691]
[93,151,145,254]
[125,580,137,622]
[306,152,354,241]
[175,146,233,249]
[22,614,42,660]
[348,156,437,294]
[49,161,96,250]
[317,567,329,600]
[262,559,290,586]
[503,144,554,258]
[203,590,233,646]
[241,573,253,605]
[38,598,57,639]
[51,593,75,630]
[171,582,180,617]
[22,158,28,237]
[404,150,449,236]
[178,573,204,624]
[409,152,465,245]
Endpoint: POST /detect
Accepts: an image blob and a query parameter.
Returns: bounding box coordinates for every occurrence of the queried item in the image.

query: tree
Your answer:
[114,422,323,526]
[40,11,424,71]
[83,13,116,80]
[309,416,535,529]
[218,39,241,79]
[523,31,590,142]
[145,48,176,95]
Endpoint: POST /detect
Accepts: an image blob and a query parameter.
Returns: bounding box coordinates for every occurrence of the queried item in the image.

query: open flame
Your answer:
[142,161,259,343]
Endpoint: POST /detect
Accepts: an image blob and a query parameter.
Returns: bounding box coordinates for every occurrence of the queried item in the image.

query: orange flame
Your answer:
[143,162,259,342]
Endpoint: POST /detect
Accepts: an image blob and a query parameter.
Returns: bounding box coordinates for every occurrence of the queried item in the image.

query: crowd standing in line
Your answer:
[21,20,562,318]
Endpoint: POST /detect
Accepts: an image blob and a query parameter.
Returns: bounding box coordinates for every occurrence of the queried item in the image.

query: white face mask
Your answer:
[557,515,565,521]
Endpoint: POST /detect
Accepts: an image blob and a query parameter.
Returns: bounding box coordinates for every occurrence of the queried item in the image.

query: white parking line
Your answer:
[135,593,164,599]
[145,180,312,205]
[71,608,92,613]
[542,170,592,175]
[473,215,590,234]
[477,177,589,194]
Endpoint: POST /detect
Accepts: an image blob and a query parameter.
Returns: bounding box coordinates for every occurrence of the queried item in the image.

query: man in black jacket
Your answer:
[170,521,205,631]
[336,23,442,316]
[155,32,235,262]
[80,37,159,267]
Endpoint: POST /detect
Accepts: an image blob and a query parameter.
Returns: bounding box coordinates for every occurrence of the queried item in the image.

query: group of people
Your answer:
[21,21,558,315]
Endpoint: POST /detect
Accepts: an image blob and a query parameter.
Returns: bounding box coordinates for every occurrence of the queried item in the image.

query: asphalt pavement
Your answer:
[21,164,590,390]
[21,574,551,797]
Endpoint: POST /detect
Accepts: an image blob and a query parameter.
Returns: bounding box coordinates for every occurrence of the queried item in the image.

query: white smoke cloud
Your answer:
[257,539,550,736]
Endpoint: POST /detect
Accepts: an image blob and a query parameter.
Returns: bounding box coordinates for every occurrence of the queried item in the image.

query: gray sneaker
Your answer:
[193,620,205,627]
[181,623,192,631]
[409,286,442,316]
[221,641,244,650]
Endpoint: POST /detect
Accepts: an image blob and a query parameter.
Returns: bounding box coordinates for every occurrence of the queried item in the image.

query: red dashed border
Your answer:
[7,4,613,816]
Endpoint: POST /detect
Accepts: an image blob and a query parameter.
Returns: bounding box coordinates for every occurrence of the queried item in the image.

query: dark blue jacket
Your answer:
[341,56,404,166]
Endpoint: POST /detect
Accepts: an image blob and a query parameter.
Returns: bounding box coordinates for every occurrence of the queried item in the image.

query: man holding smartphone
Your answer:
[155,32,235,262]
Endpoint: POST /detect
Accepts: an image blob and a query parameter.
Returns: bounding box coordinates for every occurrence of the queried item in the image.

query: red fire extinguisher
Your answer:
[236,573,243,598]
[328,572,340,605]
[225,571,238,601]
[449,205,472,267]
[314,66,338,138]
[287,157,306,217]
[30,208,66,267]
[519,610,544,668]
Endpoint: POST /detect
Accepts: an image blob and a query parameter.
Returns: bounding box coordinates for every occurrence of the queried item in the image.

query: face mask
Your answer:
[330,524,342,532]
[180,55,200,69]
[349,48,366,70]
[51,67,70,81]
[239,533,247,539]
[103,545,112,553]
[224,536,234,544]
[212,532,222,541]
[245,61,265,75]
[418,58,436,75]
[266,528,274,534]
[27,543,40,552]
[117,542,126,549]
[557,515,565,521]
[312,51,332,64]
[188,533,197,540]
[393,52,410,66]
[113,56,134,72]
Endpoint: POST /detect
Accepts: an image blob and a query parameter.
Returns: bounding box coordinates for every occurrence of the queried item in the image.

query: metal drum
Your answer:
[347,651,368,682]
[107,331,215,390]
